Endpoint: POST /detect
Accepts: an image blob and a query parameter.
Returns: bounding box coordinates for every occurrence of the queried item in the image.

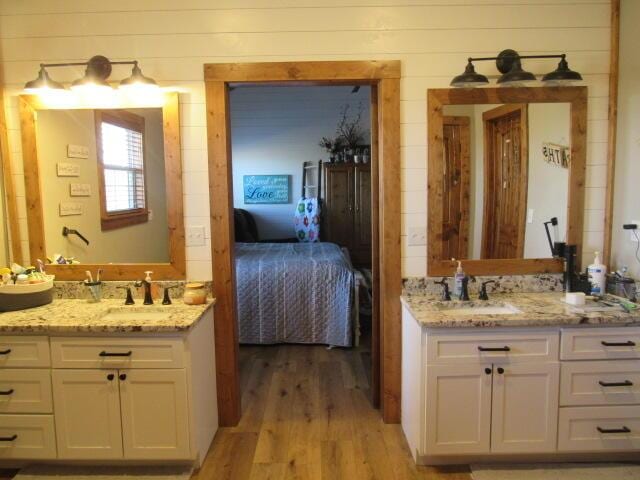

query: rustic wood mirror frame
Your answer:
[427,86,588,276]
[19,92,185,280]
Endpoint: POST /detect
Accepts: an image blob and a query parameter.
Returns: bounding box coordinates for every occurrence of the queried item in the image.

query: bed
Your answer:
[235,242,355,347]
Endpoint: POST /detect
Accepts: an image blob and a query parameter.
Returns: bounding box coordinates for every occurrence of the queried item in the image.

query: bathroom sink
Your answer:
[436,303,522,316]
[99,308,172,323]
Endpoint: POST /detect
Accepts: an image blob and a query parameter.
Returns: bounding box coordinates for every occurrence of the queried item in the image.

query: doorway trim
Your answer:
[204,60,402,426]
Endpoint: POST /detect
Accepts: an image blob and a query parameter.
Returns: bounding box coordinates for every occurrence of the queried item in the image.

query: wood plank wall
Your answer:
[0,0,612,276]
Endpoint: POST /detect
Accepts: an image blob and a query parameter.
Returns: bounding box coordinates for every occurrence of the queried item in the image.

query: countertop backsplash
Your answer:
[403,274,564,296]
[53,280,213,300]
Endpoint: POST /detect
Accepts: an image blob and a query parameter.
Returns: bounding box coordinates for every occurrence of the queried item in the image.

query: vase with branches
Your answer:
[318,136,343,162]
[336,102,366,151]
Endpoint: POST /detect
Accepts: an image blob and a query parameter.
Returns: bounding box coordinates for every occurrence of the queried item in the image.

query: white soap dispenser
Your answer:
[453,260,465,299]
[587,251,607,296]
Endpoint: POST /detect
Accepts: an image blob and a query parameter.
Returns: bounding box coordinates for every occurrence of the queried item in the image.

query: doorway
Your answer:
[204,61,401,426]
[481,104,528,259]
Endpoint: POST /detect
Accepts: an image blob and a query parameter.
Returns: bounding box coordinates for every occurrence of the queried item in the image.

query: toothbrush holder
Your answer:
[84,281,103,303]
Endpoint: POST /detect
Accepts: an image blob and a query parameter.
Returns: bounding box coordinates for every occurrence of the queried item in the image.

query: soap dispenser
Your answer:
[453,260,465,299]
[587,251,607,296]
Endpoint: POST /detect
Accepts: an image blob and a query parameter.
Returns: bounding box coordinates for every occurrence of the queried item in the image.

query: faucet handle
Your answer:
[479,280,496,301]
[116,285,135,305]
[434,278,451,301]
[162,284,179,305]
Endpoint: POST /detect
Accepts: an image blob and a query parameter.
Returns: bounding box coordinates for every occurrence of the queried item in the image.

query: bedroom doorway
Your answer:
[205,61,401,427]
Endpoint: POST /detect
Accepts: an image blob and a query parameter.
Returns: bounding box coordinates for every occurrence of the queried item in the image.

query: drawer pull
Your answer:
[99,350,132,357]
[0,389,14,395]
[478,346,511,352]
[601,340,636,347]
[0,349,11,355]
[597,426,631,434]
[599,380,633,387]
[0,434,17,442]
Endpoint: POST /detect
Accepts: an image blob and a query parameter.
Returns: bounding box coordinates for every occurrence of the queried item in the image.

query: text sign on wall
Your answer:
[243,175,291,204]
[542,143,571,169]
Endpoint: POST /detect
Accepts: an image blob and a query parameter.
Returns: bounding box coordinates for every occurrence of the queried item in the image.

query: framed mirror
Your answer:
[19,92,185,280]
[427,87,587,276]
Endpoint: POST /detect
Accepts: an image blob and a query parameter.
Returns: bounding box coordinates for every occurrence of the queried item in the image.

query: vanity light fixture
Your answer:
[24,55,160,96]
[451,49,582,88]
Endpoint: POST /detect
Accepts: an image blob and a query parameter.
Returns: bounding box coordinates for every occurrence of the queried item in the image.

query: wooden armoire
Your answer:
[321,162,371,267]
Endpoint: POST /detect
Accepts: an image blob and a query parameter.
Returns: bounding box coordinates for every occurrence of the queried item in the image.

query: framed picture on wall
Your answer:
[243,175,291,204]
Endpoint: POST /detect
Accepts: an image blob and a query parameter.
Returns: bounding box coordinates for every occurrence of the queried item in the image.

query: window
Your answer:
[95,110,148,230]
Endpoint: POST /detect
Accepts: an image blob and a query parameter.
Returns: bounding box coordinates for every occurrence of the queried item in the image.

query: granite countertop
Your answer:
[0,298,215,334]
[401,292,640,328]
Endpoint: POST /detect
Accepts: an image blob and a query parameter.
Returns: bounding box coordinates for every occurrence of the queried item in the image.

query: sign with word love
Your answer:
[243,175,291,204]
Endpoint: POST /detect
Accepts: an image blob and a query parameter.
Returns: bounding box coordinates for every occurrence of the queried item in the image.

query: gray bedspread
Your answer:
[235,242,354,346]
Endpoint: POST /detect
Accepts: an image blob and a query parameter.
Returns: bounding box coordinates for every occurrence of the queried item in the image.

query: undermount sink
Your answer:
[99,308,172,322]
[436,303,522,316]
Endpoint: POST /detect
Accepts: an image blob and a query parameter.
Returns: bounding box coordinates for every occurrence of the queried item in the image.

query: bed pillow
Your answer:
[294,197,321,242]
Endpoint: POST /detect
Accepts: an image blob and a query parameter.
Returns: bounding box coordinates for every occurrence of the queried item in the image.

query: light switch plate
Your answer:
[527,208,534,224]
[186,225,206,246]
[408,227,427,246]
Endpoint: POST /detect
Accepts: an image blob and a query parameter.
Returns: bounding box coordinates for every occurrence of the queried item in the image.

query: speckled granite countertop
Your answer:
[401,292,640,328]
[0,299,215,334]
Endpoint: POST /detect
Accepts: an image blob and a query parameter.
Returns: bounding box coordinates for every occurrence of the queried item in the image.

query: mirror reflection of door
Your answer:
[442,116,470,260]
[481,104,528,259]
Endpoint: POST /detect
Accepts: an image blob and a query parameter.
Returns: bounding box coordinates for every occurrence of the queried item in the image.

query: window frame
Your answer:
[95,109,149,231]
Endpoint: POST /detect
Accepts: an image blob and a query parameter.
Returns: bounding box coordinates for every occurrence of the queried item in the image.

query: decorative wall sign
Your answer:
[67,144,89,159]
[542,142,570,169]
[57,162,80,177]
[243,175,291,204]
[59,202,83,216]
[70,183,91,197]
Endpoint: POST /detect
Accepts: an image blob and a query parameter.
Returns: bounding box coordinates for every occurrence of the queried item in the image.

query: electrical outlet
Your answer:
[408,227,427,246]
[630,220,640,242]
[186,225,206,246]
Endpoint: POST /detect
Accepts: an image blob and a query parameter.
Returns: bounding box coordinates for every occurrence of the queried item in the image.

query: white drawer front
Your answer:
[558,406,640,452]
[561,327,640,360]
[0,336,50,368]
[51,337,184,369]
[426,330,559,365]
[560,360,640,407]
[0,414,57,459]
[0,369,53,413]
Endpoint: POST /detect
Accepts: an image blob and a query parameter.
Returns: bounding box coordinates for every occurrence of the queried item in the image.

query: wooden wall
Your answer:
[0,0,612,277]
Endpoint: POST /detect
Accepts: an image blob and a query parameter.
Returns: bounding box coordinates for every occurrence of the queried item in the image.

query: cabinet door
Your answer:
[52,369,123,459]
[119,369,191,460]
[425,364,492,455]
[353,164,372,266]
[491,362,559,453]
[322,165,353,247]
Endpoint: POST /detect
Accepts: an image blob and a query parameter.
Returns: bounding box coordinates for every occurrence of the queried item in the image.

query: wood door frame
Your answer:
[480,103,529,260]
[204,60,401,426]
[442,115,471,260]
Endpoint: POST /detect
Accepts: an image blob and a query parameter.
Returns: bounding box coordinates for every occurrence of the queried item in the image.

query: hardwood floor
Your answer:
[192,344,472,480]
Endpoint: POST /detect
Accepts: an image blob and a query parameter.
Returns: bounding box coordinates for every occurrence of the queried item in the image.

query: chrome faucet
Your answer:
[135,271,154,305]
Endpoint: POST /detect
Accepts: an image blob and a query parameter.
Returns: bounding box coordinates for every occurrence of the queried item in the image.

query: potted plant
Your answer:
[318,136,343,163]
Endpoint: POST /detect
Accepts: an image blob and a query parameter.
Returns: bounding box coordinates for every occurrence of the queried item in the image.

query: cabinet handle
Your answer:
[597,426,631,434]
[599,380,633,387]
[497,367,505,374]
[0,389,14,395]
[478,346,510,352]
[484,368,492,375]
[0,435,17,442]
[0,349,11,355]
[99,350,132,357]
[106,374,115,381]
[601,340,636,347]
[119,373,127,381]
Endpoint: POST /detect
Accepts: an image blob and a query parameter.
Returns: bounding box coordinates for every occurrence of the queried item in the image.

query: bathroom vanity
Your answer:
[401,292,640,465]
[0,299,217,467]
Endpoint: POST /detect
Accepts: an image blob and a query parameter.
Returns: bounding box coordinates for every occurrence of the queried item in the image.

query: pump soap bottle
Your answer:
[587,251,607,296]
[453,260,465,299]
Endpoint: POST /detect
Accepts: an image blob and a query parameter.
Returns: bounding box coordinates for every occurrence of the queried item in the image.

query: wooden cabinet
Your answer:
[322,163,371,266]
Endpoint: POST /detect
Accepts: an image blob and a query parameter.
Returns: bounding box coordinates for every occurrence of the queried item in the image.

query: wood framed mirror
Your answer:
[19,92,185,280]
[427,86,587,276]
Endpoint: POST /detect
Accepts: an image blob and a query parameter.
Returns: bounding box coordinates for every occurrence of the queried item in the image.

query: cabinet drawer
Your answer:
[0,369,53,413]
[561,327,640,360]
[426,330,559,365]
[560,360,640,407]
[0,414,56,459]
[51,337,184,369]
[558,406,640,452]
[0,336,50,368]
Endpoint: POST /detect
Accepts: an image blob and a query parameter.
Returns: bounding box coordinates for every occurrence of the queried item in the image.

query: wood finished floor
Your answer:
[192,344,472,480]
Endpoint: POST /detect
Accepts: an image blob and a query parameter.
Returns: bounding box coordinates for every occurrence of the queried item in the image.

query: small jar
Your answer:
[183,282,207,305]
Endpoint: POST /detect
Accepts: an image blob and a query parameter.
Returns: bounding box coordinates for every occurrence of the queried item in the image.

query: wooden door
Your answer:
[481,104,528,259]
[425,364,492,455]
[52,369,123,459]
[322,164,354,248]
[491,362,559,453]
[442,116,470,260]
[119,369,191,460]
[353,163,372,266]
